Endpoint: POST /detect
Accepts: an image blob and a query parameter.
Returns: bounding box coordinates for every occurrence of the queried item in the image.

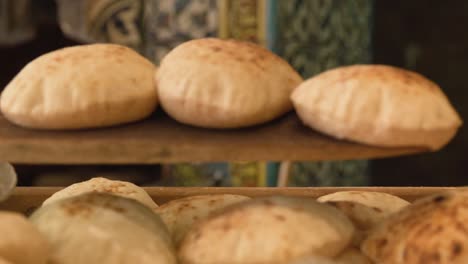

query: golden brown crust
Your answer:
[157,38,303,129]
[362,190,468,264]
[156,194,250,246]
[178,197,354,264]
[42,177,158,210]
[0,44,158,130]
[291,65,462,150]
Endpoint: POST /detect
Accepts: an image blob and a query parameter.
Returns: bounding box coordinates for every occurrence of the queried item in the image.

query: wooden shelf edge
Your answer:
[0,186,457,214]
[0,113,426,164]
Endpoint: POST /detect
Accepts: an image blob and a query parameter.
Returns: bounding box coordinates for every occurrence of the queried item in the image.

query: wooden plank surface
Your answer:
[0,186,456,214]
[0,112,424,164]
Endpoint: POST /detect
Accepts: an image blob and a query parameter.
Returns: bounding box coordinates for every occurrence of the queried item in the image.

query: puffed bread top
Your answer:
[157,38,303,128]
[1,44,158,130]
[362,190,468,264]
[291,65,462,150]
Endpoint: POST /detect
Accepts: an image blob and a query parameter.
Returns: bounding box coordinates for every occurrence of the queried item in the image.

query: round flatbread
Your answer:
[42,177,158,210]
[31,193,176,264]
[0,212,49,264]
[362,190,468,264]
[291,65,462,150]
[1,44,157,129]
[157,38,303,128]
[156,194,250,246]
[178,196,354,264]
[318,191,410,230]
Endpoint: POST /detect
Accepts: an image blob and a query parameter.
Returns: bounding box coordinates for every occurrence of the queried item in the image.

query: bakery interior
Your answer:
[0,1,467,263]
[1,0,466,188]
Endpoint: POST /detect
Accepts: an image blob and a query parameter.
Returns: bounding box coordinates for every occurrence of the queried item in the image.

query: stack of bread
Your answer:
[0,177,467,263]
[0,37,464,263]
[0,38,462,150]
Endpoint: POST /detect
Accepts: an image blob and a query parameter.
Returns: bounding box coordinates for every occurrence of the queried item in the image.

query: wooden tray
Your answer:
[0,186,455,214]
[0,112,424,164]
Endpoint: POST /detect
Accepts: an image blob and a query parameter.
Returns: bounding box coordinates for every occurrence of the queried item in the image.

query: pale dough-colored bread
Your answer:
[156,194,250,246]
[362,190,468,264]
[1,44,158,129]
[178,196,354,264]
[291,65,462,150]
[42,177,158,210]
[0,211,49,264]
[31,193,177,264]
[157,38,303,128]
[318,191,410,229]
[318,191,409,247]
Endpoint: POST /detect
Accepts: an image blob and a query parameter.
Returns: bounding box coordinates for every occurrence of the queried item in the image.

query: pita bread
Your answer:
[156,194,250,246]
[42,177,158,210]
[318,191,410,229]
[362,190,468,264]
[291,65,462,150]
[1,44,157,129]
[178,196,354,264]
[30,193,176,264]
[157,38,303,128]
[0,211,49,264]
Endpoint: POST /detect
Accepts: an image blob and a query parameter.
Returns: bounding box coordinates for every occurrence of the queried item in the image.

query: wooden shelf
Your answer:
[0,186,456,214]
[0,112,425,164]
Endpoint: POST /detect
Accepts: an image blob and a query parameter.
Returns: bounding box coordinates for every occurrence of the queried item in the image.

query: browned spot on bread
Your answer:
[376,238,388,249]
[433,195,446,203]
[452,242,463,257]
[372,207,382,212]
[456,221,468,235]
[188,38,284,71]
[222,223,231,231]
[61,202,93,218]
[403,247,409,261]
[275,215,286,221]
[112,206,125,213]
[52,55,64,63]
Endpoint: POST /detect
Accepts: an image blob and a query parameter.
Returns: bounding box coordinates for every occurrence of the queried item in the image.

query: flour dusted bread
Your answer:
[362,190,468,264]
[43,177,158,210]
[157,38,303,128]
[0,212,49,264]
[178,196,354,264]
[1,44,157,129]
[318,191,409,246]
[156,194,250,246]
[318,191,410,230]
[291,65,462,150]
[31,193,176,264]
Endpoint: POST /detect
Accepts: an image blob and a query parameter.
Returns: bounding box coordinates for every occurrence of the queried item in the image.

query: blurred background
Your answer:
[0,0,466,187]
